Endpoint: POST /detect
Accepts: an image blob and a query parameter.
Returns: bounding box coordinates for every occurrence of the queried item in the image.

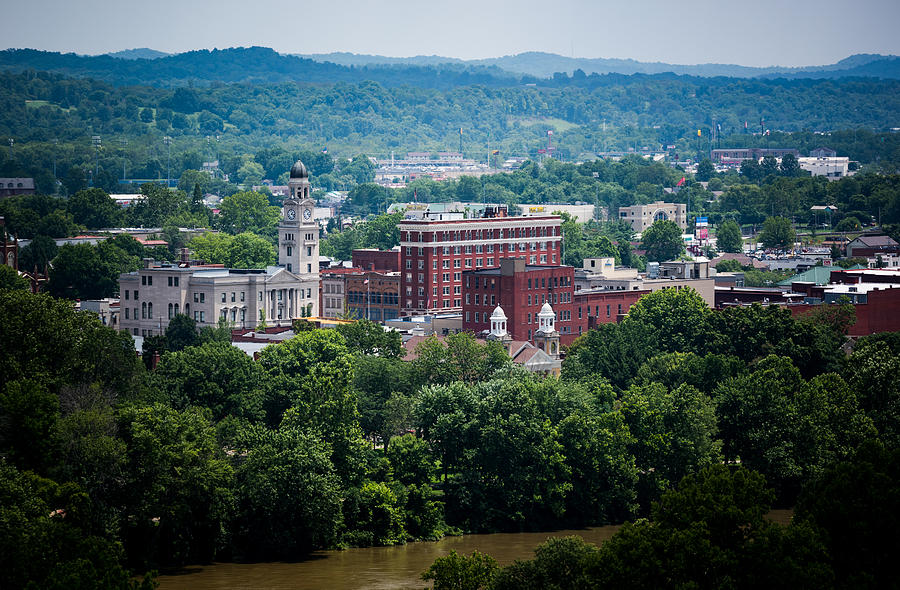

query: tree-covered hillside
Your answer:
[1,64,899,196]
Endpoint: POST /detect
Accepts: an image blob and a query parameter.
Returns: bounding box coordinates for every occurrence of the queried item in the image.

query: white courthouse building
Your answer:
[118,160,320,336]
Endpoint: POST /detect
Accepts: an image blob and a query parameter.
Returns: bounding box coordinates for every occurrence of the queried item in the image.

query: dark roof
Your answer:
[852,235,898,247]
[465,265,568,275]
[289,159,308,179]
[711,253,768,270]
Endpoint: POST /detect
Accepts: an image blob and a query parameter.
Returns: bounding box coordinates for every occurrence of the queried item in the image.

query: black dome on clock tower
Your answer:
[289,159,309,179]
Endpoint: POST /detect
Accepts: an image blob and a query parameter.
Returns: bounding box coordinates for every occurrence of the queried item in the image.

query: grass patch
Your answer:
[509,116,579,132]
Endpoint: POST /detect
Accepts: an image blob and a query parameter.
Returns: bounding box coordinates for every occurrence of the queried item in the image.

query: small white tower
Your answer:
[489,305,508,338]
[486,305,512,352]
[534,302,560,358]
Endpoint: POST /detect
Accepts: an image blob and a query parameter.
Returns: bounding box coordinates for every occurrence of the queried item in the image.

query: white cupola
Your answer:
[489,305,508,338]
[537,302,556,334]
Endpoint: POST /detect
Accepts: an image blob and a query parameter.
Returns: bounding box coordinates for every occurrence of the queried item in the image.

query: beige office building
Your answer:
[618,201,687,232]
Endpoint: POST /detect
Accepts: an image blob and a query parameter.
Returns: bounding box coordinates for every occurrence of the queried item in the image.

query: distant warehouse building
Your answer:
[710,148,799,164]
[0,178,35,198]
[798,156,850,178]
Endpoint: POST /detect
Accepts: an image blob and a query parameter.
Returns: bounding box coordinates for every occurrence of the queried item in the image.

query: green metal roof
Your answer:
[778,264,866,286]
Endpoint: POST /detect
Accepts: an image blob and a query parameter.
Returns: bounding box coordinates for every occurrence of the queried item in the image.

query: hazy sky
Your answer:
[5,0,899,67]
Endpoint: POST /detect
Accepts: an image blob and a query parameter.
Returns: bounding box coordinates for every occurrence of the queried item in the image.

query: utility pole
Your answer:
[92,135,101,181]
[52,139,58,191]
[163,136,171,188]
[121,138,127,182]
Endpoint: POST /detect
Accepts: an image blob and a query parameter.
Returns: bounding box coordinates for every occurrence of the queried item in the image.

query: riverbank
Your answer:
[158,510,794,590]
[157,525,623,590]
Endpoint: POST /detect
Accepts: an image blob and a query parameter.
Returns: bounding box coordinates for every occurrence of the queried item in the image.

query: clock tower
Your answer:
[278,159,320,315]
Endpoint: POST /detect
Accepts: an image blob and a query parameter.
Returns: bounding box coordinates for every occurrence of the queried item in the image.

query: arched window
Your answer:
[141,302,146,319]
[147,302,153,319]
[168,303,173,319]
[654,211,668,222]
[174,303,179,315]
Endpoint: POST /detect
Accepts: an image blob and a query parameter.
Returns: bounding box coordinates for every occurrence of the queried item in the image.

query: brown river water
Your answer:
[158,510,793,590]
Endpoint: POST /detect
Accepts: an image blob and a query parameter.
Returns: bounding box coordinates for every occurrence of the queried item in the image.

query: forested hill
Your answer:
[0,47,528,89]
[105,48,170,60]
[3,47,900,90]
[759,56,900,80]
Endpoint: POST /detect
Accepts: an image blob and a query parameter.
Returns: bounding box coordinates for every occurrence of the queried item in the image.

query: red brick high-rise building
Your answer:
[463,258,576,346]
[399,209,562,315]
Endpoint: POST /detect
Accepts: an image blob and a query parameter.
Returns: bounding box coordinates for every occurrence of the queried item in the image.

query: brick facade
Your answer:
[346,271,401,322]
[462,258,575,346]
[353,248,401,272]
[399,215,562,315]
[572,288,649,337]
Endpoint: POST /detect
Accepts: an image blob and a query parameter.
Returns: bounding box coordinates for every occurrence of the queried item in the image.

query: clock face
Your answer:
[287,208,296,220]
[303,208,312,220]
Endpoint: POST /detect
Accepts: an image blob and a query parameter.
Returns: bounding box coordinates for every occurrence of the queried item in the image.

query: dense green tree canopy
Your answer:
[217,191,280,237]
[716,219,743,253]
[759,216,797,250]
[640,219,685,262]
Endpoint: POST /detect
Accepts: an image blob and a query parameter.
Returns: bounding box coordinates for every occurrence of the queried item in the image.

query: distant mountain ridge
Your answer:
[106,48,170,60]
[2,47,898,90]
[301,50,900,79]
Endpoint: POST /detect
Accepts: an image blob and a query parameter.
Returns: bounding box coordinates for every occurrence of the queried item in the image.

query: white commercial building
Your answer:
[798,157,850,179]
